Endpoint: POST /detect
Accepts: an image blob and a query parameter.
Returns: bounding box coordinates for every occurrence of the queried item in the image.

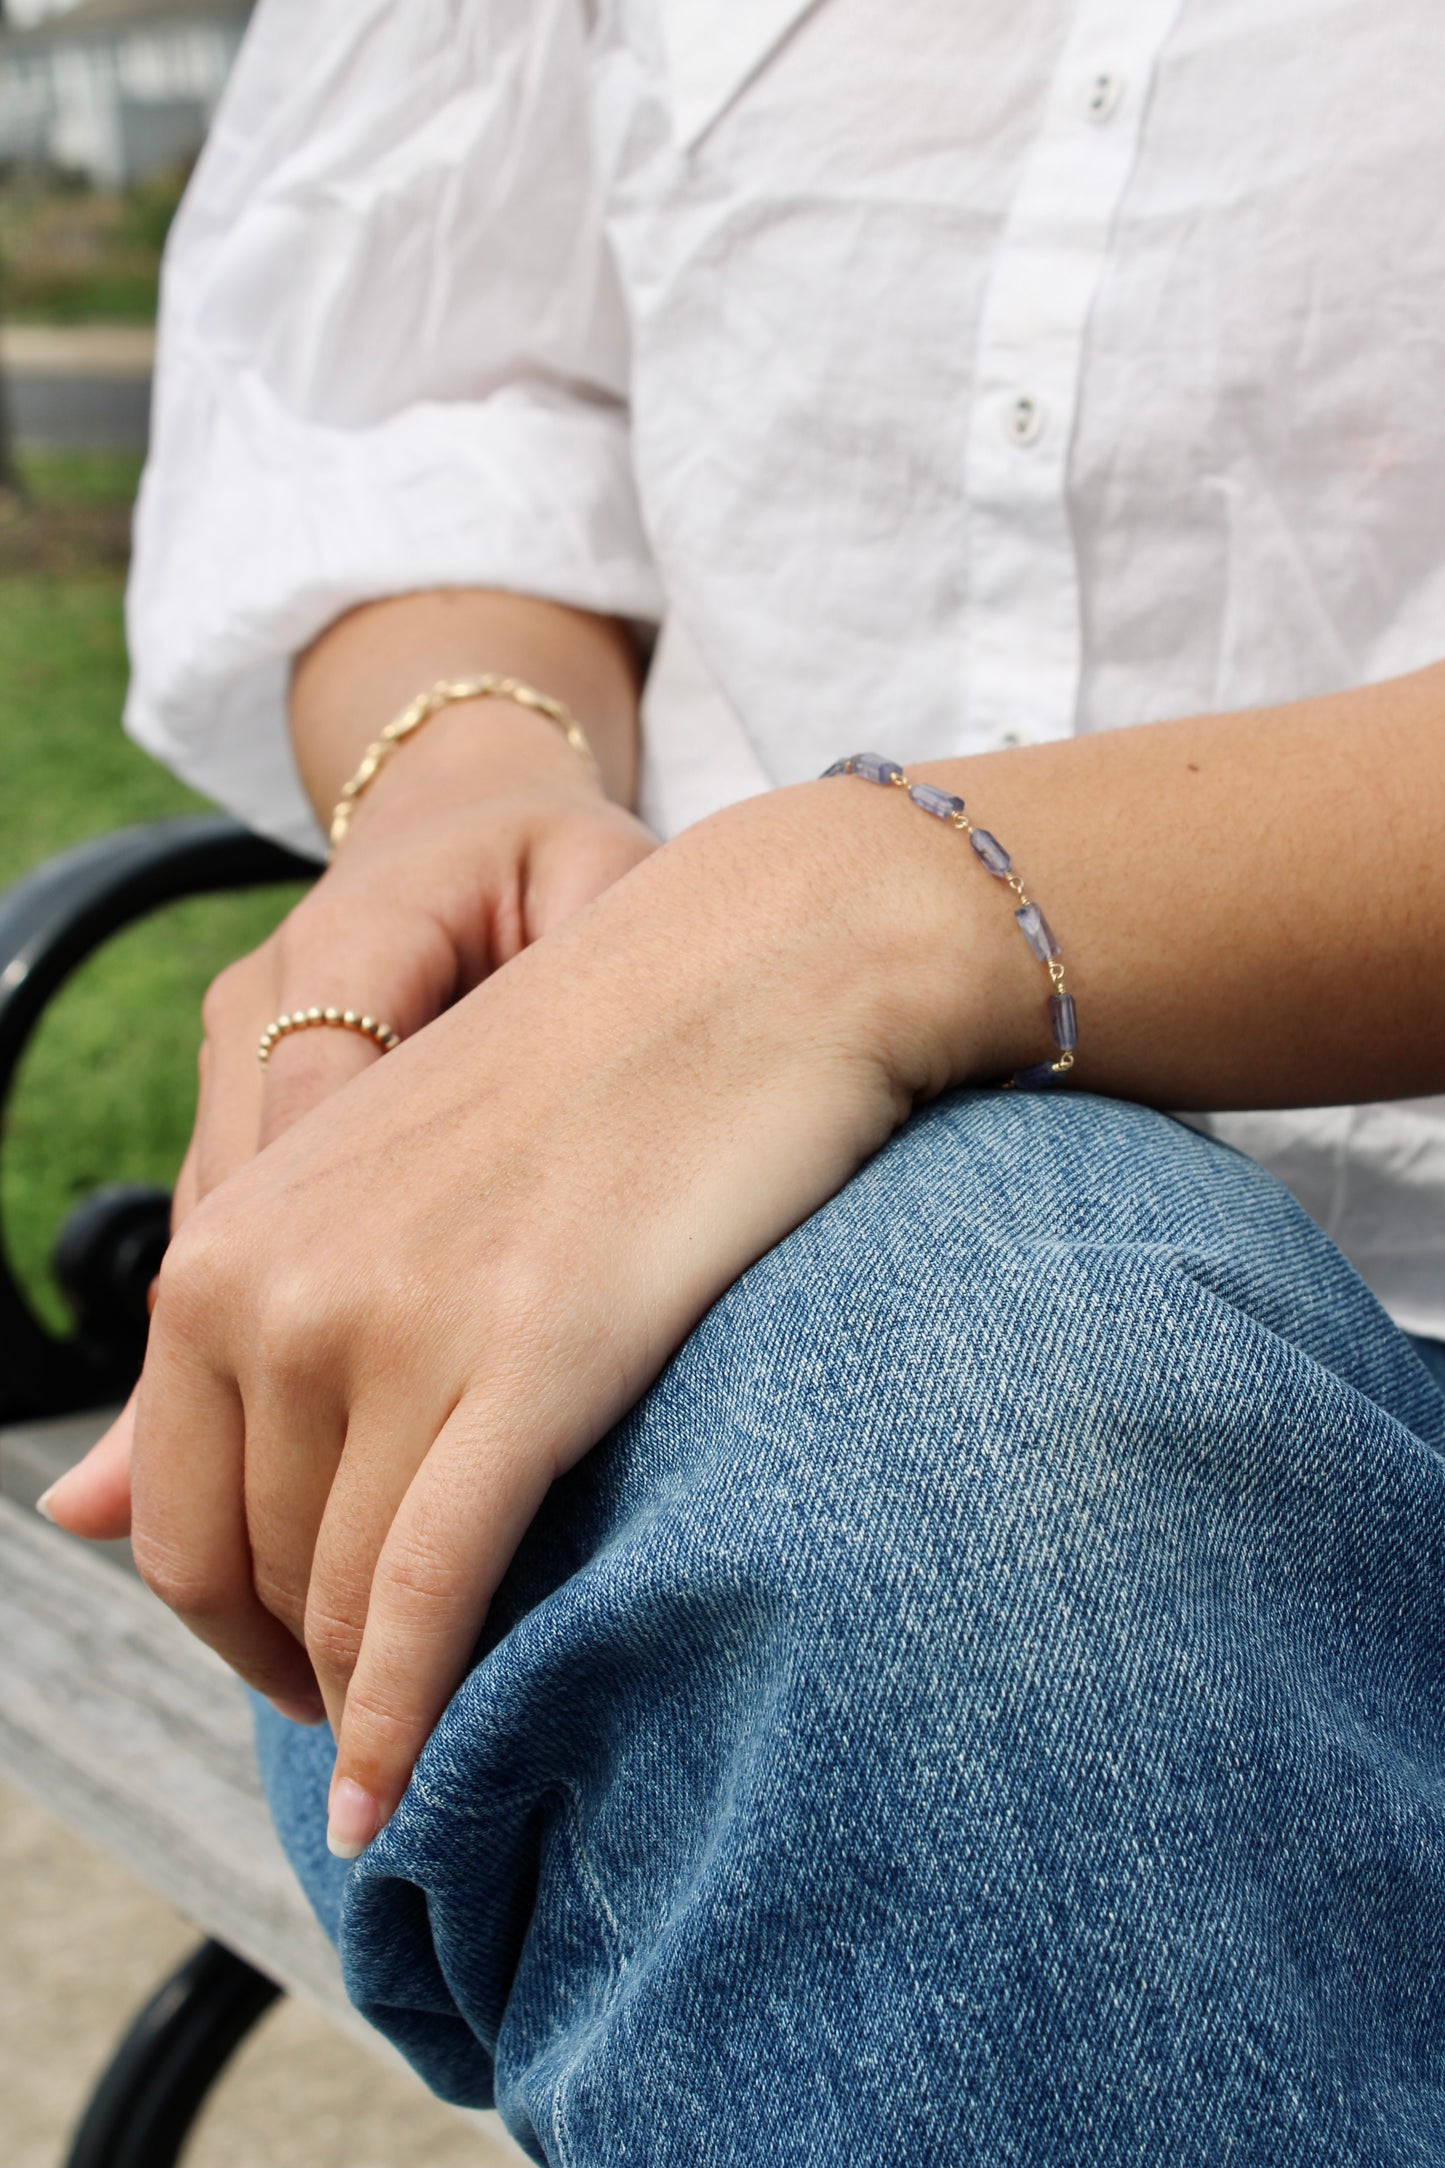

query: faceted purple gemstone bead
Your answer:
[970,828,1011,876]
[852,751,904,786]
[1012,1060,1066,1090]
[822,757,854,777]
[1014,901,1060,962]
[908,781,964,820]
[1049,992,1078,1051]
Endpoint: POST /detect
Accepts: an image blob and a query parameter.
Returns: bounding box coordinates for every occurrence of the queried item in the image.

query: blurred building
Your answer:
[0,0,250,188]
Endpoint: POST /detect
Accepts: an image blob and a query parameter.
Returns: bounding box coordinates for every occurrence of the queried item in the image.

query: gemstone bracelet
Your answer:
[823,752,1077,1089]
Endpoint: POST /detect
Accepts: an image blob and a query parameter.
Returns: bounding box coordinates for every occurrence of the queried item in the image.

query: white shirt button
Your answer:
[1001,392,1046,446]
[1085,71,1125,122]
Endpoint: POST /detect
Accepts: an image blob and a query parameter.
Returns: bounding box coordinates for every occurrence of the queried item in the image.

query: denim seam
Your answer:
[550,1789,628,2168]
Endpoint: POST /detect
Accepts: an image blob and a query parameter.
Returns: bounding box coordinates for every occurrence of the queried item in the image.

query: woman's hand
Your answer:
[193,712,655,1182]
[44,660,1445,1806]
[43,701,655,1547]
[58,780,986,1853]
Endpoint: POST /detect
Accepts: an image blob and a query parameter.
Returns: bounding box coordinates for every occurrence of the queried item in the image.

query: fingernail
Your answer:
[272,1695,327,1727]
[34,1485,58,1523]
[327,1777,381,1860]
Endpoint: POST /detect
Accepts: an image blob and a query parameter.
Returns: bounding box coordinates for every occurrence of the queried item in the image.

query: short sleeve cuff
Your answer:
[125,358,662,855]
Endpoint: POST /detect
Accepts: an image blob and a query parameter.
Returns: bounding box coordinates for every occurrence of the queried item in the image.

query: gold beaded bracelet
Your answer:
[329,675,598,851]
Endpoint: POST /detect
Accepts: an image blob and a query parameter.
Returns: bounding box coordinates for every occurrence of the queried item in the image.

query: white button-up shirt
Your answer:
[125,0,1445,1340]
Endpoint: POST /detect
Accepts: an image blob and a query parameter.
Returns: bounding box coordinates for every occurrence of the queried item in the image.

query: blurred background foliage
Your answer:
[0,164,188,323]
[0,450,302,1332]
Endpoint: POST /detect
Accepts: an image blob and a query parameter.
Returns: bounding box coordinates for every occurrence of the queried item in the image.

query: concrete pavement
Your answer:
[2,322,154,450]
[0,325,155,377]
[1,1776,520,2168]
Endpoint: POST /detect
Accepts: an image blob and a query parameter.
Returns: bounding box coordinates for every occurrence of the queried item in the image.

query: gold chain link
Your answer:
[330,675,598,851]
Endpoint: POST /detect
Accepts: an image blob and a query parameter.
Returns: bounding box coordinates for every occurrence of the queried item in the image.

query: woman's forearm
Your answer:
[293,597,1441,1117]
[858,661,1444,1114]
[289,589,644,823]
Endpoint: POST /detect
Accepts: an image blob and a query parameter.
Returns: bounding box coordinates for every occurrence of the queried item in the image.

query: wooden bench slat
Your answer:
[0,1492,351,2023]
[0,1430,525,2151]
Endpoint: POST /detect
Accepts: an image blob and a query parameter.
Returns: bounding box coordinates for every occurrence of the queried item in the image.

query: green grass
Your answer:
[19,449,146,506]
[1,454,305,1332]
[0,171,184,324]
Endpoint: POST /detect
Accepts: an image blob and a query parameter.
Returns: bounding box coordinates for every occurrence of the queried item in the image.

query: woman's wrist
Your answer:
[679,775,1040,1117]
[339,693,609,850]
[833,768,1048,1099]
[827,671,1445,1116]
[290,589,644,825]
[836,755,1077,1096]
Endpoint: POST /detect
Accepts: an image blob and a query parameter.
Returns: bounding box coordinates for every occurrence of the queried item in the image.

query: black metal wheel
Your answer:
[64,1939,283,2168]
[52,1182,174,1380]
[0,816,315,1421]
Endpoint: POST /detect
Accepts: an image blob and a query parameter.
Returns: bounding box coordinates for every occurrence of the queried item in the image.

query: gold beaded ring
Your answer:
[256,1007,402,1067]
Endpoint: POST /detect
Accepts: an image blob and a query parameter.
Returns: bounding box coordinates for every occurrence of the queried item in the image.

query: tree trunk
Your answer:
[0,293,23,503]
[0,109,25,500]
[0,0,24,500]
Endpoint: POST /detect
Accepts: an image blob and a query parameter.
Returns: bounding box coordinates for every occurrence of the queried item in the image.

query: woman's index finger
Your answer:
[129,1278,324,1721]
[325,1408,552,1856]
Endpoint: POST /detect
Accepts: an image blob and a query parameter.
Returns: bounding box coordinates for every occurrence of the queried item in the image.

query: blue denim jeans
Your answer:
[255,1091,1445,2165]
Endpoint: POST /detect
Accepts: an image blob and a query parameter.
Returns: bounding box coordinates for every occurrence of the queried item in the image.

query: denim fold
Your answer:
[256,1091,1445,2166]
